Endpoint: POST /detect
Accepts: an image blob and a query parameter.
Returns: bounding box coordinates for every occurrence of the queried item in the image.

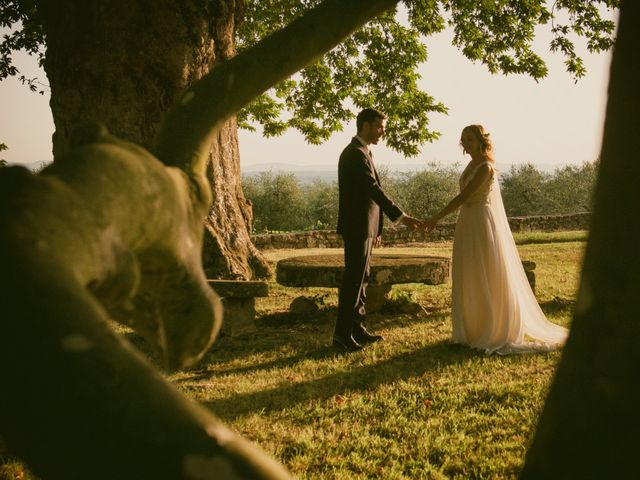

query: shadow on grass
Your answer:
[370,307,450,330]
[186,306,452,377]
[199,336,479,421]
[539,296,575,316]
[258,308,335,329]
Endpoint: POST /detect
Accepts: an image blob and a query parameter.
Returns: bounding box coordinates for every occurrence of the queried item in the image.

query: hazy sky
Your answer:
[1,15,616,171]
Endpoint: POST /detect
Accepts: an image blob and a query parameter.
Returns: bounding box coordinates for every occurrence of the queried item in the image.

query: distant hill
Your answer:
[7,159,564,180]
[241,162,337,184]
[240,160,566,184]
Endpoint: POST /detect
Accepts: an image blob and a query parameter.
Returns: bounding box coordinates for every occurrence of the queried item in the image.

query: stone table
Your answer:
[276,253,451,311]
[208,280,269,335]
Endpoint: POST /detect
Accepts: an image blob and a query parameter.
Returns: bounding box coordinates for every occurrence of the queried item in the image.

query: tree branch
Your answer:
[154,0,399,175]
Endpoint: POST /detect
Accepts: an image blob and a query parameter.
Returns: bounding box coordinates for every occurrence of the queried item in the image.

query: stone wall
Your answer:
[251,212,591,250]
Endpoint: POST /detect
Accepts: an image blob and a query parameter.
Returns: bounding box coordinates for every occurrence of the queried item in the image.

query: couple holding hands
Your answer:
[333,108,568,354]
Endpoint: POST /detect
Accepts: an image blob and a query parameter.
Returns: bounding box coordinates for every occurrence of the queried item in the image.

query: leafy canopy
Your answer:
[1,0,619,156]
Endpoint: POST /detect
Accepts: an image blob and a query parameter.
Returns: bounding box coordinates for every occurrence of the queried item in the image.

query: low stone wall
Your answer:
[251,212,590,250]
[506,212,590,232]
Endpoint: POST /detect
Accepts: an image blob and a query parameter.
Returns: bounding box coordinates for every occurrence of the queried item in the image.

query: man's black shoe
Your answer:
[332,335,363,352]
[353,329,383,345]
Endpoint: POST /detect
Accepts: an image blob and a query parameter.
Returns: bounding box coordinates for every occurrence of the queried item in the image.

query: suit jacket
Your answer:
[336,137,403,239]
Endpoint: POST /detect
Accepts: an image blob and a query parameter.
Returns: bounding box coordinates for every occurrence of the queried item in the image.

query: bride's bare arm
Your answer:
[425,163,492,228]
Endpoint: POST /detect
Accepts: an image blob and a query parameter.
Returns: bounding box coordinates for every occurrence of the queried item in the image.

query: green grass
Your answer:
[2,231,587,479]
[512,229,587,245]
[174,231,585,479]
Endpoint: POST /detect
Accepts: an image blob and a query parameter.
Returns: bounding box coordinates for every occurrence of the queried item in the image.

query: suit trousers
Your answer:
[335,236,375,338]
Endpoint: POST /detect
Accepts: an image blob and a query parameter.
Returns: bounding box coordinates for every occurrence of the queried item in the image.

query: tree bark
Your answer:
[521,2,640,478]
[203,116,270,278]
[39,0,269,279]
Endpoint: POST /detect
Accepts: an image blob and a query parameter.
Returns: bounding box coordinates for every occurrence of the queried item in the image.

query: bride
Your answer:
[424,125,568,354]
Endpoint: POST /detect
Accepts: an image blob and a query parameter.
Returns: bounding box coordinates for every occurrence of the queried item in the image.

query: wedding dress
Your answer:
[450,161,568,354]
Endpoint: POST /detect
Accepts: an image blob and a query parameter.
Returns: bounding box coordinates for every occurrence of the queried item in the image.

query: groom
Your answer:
[333,108,421,352]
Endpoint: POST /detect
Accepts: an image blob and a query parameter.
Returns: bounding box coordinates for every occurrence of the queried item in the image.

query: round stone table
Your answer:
[276,253,451,311]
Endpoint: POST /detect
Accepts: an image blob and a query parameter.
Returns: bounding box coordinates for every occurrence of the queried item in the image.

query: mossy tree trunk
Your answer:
[521,2,640,478]
[39,0,269,280]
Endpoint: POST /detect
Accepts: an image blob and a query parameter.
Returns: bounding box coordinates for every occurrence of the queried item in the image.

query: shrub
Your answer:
[500,160,598,216]
[242,160,598,232]
[304,178,338,230]
[242,171,310,232]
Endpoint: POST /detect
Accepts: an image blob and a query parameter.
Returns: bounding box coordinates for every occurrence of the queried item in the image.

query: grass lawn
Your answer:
[174,230,585,479]
[1,231,586,480]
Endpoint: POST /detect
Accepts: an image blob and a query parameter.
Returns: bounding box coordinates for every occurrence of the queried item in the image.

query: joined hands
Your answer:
[401,215,437,233]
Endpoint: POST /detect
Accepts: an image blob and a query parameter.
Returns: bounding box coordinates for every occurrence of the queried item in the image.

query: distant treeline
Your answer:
[242,161,598,233]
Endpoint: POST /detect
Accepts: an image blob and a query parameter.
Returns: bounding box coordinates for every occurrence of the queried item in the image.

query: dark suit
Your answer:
[335,137,403,339]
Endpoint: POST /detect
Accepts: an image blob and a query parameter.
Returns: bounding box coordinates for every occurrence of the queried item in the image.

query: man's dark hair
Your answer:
[356,108,386,132]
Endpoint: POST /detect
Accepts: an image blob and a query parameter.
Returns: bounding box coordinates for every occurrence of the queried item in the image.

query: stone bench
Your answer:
[276,254,537,312]
[276,253,451,312]
[208,280,269,335]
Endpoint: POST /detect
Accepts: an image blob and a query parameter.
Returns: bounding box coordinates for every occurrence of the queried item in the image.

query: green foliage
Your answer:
[389,288,419,304]
[244,161,598,232]
[237,4,448,155]
[382,287,424,314]
[446,0,550,79]
[0,0,46,93]
[242,171,311,232]
[305,178,339,230]
[543,160,599,213]
[0,142,7,166]
[236,0,619,156]
[500,163,551,216]
[500,160,598,216]
[1,1,619,156]
[384,162,461,222]
[242,162,461,233]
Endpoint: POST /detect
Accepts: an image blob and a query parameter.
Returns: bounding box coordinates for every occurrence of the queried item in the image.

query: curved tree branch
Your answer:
[154,0,399,176]
[0,1,401,478]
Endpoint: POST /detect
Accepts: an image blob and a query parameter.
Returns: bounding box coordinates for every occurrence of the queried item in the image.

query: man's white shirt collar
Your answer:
[355,135,370,154]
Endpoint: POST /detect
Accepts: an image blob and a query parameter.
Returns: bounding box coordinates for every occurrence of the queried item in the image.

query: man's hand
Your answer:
[374,236,382,248]
[400,215,421,230]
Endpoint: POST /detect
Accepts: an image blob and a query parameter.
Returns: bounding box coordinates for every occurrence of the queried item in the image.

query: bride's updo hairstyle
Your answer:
[461,124,494,160]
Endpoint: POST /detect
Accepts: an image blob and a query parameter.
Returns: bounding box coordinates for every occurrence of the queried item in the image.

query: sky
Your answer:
[1,12,617,173]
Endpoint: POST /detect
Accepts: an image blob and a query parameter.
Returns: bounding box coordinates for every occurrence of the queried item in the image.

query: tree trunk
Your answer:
[1,1,404,477]
[204,116,271,278]
[521,2,640,478]
[39,0,269,280]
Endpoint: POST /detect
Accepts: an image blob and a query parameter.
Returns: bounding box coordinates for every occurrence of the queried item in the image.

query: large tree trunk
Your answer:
[521,2,640,478]
[1,0,403,477]
[204,116,271,278]
[40,0,269,280]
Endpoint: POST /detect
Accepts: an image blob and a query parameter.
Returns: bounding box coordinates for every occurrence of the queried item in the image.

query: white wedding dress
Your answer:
[450,161,568,354]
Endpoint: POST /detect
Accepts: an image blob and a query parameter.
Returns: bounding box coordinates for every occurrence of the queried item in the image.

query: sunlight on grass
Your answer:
[173,231,585,479]
[1,231,586,479]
